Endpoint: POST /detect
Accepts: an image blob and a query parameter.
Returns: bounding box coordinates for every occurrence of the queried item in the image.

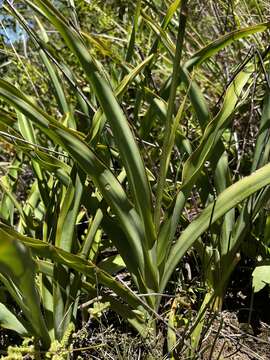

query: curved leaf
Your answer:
[26,0,156,249]
[161,162,270,291]
[0,223,147,313]
[182,62,253,186]
[186,21,270,69]
[0,303,29,336]
[0,79,146,268]
[0,234,50,348]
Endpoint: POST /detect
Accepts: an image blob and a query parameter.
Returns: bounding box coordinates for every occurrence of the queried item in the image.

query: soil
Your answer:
[198,256,270,360]
[201,311,270,360]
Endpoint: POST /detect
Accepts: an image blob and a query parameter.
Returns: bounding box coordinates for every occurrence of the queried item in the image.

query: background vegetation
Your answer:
[0,0,270,358]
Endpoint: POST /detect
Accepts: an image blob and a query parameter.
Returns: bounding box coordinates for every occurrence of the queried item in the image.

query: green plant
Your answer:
[0,0,270,356]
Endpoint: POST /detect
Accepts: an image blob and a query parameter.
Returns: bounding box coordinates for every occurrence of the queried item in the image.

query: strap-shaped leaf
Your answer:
[158,61,254,270]
[182,63,253,186]
[0,233,50,348]
[90,54,154,141]
[185,21,270,69]
[0,79,150,284]
[0,303,28,336]
[37,259,149,337]
[0,223,147,313]
[160,162,270,292]
[26,0,156,249]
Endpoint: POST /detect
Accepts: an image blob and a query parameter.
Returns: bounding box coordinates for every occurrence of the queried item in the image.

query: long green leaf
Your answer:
[185,21,270,69]
[252,76,270,171]
[53,167,84,340]
[0,303,29,336]
[0,223,147,313]
[158,61,254,271]
[37,259,148,337]
[125,0,141,62]
[0,79,149,284]
[182,63,253,186]
[90,54,154,142]
[0,233,50,348]
[154,0,188,231]
[161,162,270,292]
[27,0,156,250]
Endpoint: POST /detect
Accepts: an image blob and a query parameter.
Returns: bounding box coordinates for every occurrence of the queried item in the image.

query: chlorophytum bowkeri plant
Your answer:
[0,0,270,355]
